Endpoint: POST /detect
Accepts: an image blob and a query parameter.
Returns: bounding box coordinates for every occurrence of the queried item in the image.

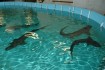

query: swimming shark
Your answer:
[70,36,101,59]
[60,25,92,38]
[5,25,49,51]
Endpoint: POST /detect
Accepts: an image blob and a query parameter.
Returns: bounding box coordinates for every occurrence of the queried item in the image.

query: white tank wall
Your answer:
[44,0,105,15]
[14,0,105,14]
[73,0,105,14]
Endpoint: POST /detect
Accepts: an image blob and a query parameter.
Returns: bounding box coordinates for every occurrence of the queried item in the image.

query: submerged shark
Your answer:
[70,36,101,59]
[60,25,92,38]
[6,23,39,30]
[5,25,49,51]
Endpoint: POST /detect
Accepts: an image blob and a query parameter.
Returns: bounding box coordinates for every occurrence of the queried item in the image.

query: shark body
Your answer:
[5,25,48,51]
[60,25,92,38]
[70,36,101,59]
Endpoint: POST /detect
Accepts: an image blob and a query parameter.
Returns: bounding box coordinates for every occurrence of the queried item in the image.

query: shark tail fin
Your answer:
[70,48,73,59]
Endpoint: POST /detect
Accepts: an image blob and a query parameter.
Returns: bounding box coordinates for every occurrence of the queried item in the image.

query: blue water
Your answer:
[0,7,105,70]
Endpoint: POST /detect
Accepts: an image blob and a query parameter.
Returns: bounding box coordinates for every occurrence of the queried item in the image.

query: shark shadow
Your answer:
[5,25,49,51]
[60,25,92,38]
[70,36,101,59]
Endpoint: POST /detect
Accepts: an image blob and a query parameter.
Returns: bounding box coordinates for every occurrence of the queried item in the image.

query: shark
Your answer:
[70,36,101,59]
[5,25,49,51]
[60,25,92,38]
[6,23,39,30]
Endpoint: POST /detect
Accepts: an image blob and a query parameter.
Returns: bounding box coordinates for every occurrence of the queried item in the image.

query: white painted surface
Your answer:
[73,0,105,14]
[13,0,105,14]
[44,0,105,15]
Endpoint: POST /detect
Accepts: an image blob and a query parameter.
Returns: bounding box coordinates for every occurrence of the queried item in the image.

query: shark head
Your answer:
[5,45,13,51]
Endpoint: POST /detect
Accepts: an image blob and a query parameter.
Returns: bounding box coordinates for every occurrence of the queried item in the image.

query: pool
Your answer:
[0,2,105,70]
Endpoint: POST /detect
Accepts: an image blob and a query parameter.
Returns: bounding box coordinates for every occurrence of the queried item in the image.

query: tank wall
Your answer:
[0,2,104,28]
[43,0,105,15]
[73,0,105,15]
